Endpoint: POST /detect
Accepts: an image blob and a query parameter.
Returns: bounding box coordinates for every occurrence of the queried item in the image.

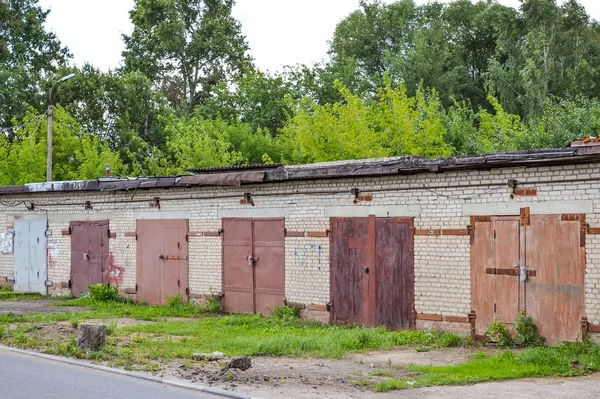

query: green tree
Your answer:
[0,0,70,128]
[279,80,451,164]
[123,0,251,111]
[0,106,123,185]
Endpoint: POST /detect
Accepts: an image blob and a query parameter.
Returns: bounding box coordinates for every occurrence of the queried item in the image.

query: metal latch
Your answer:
[83,253,89,260]
[247,255,259,265]
[520,265,528,282]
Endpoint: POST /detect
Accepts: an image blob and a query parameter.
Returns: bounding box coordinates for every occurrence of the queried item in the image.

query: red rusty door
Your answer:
[222,218,285,315]
[525,215,584,343]
[70,221,109,297]
[471,212,585,342]
[136,219,189,305]
[330,216,414,328]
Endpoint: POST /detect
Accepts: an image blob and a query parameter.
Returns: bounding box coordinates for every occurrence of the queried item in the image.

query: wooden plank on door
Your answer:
[470,219,495,335]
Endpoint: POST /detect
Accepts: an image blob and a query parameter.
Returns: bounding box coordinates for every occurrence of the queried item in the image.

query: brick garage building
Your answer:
[1,143,600,343]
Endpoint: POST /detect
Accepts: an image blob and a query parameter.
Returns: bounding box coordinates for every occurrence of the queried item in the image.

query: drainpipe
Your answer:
[106,164,110,177]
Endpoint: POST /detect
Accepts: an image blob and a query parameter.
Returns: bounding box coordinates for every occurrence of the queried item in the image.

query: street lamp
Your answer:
[47,73,75,182]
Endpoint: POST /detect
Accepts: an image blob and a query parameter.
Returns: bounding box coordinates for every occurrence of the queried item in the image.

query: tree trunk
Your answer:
[77,324,107,352]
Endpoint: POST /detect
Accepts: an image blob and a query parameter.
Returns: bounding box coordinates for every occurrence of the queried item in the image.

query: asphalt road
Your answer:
[0,350,216,399]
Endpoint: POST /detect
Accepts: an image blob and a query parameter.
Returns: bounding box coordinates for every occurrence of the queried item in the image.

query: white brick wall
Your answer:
[0,163,599,322]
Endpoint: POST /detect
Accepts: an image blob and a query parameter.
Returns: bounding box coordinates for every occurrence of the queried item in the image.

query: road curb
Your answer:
[0,345,262,399]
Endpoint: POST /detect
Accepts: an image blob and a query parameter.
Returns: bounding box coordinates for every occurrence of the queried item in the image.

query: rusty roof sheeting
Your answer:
[0,146,598,195]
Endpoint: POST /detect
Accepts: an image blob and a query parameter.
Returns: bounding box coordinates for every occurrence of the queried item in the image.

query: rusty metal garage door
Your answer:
[471,210,585,343]
[14,219,47,295]
[136,219,189,305]
[222,218,285,316]
[70,221,109,297]
[330,216,415,329]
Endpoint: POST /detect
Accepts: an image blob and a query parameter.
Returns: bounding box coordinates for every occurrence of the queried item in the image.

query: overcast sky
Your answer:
[37,0,600,73]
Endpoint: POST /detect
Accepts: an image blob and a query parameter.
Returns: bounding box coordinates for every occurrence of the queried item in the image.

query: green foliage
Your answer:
[485,320,514,348]
[88,284,120,303]
[280,80,452,164]
[270,305,301,322]
[123,0,251,110]
[201,292,222,315]
[514,311,545,348]
[0,107,125,185]
[375,342,600,392]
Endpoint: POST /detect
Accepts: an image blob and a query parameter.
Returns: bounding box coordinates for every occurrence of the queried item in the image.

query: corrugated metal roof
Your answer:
[1,146,599,195]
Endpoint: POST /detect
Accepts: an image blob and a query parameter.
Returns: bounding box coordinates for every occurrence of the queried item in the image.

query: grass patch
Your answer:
[372,370,394,377]
[375,342,600,392]
[116,314,465,360]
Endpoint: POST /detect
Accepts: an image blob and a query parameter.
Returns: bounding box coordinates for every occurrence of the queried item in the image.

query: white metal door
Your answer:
[14,219,47,294]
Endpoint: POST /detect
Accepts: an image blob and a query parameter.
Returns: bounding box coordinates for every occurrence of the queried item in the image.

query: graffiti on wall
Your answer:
[108,253,125,286]
[0,229,13,254]
[293,244,323,270]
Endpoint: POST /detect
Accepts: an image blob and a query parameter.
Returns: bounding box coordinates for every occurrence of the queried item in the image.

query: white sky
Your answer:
[37,0,600,73]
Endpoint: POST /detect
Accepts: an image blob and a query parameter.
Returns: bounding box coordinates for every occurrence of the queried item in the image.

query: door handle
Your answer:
[364,267,369,273]
[158,254,164,260]
[83,253,89,260]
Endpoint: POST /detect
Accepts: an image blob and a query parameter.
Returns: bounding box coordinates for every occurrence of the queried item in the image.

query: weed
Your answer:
[485,320,514,347]
[225,373,233,382]
[165,294,187,308]
[202,292,222,314]
[88,284,120,302]
[70,319,80,329]
[351,378,372,387]
[106,321,117,336]
[0,325,4,338]
[270,305,300,322]
[514,311,545,347]
[371,370,394,377]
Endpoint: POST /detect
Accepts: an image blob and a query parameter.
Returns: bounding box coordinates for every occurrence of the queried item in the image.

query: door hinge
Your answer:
[494,230,496,239]
[68,280,72,289]
[178,279,181,288]
[177,241,181,249]
[135,284,138,291]
[185,288,190,296]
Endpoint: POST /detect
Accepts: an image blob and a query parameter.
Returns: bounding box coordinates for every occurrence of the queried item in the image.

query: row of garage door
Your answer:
[10,213,586,342]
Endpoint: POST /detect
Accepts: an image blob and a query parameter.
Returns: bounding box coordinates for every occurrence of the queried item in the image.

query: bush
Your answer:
[514,311,545,347]
[202,292,222,314]
[270,305,301,322]
[88,284,120,302]
[485,320,514,347]
[165,294,187,308]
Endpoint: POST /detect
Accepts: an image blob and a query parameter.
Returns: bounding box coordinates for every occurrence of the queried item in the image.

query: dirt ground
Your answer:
[0,300,87,315]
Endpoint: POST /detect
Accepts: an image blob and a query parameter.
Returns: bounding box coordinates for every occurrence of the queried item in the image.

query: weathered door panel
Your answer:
[14,219,47,295]
[375,218,414,329]
[525,215,584,343]
[70,221,109,297]
[253,219,285,316]
[471,219,495,335]
[222,218,254,313]
[493,218,520,325]
[331,218,370,325]
[137,219,188,305]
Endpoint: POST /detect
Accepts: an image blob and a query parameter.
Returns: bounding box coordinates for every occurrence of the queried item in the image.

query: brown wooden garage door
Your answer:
[136,219,189,305]
[471,211,585,343]
[70,221,109,297]
[222,218,285,316]
[330,216,414,329]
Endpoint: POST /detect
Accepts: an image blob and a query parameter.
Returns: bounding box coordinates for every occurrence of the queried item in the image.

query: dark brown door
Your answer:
[136,219,189,305]
[70,221,109,297]
[471,213,584,343]
[330,216,415,329]
[222,218,285,315]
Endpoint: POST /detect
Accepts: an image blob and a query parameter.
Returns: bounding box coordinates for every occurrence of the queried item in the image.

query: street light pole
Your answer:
[47,73,75,182]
